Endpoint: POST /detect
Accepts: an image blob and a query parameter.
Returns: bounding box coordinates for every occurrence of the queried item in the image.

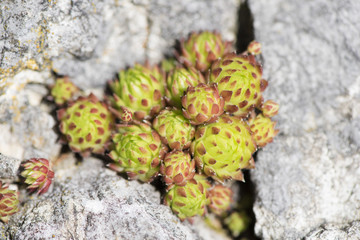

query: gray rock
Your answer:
[249,0,360,239]
[305,221,360,240]
[5,156,228,240]
[0,0,240,88]
[0,154,21,179]
[146,0,238,61]
[0,76,61,161]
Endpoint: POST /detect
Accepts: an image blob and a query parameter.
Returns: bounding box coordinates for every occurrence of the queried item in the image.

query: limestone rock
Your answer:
[305,221,360,240]
[0,0,240,88]
[0,72,61,161]
[5,156,228,240]
[249,0,360,239]
[0,154,21,180]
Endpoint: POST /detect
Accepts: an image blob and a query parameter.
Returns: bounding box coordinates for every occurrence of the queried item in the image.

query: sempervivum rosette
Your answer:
[165,67,205,108]
[249,114,279,148]
[110,105,133,123]
[209,53,267,118]
[207,185,233,216]
[178,31,232,72]
[247,40,262,55]
[191,115,256,182]
[260,100,279,118]
[21,158,55,195]
[57,93,115,156]
[160,150,195,188]
[164,178,208,221]
[224,211,250,237]
[152,108,195,150]
[50,77,80,105]
[110,63,165,120]
[0,182,19,223]
[182,83,224,125]
[108,123,167,182]
[193,174,212,191]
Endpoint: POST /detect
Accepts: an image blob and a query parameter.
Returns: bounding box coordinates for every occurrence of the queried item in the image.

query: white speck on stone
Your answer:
[84,200,105,214]
[0,125,24,159]
[349,75,360,97]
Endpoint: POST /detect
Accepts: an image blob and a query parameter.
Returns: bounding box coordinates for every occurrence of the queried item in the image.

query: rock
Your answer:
[0,154,21,180]
[5,156,228,240]
[0,81,61,161]
[249,0,360,239]
[305,221,360,240]
[146,0,238,61]
[0,68,61,161]
[0,0,240,89]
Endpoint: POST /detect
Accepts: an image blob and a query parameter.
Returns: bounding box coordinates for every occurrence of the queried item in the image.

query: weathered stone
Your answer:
[305,221,360,240]
[0,0,239,89]
[249,0,360,239]
[0,154,21,179]
[0,78,61,161]
[4,156,228,240]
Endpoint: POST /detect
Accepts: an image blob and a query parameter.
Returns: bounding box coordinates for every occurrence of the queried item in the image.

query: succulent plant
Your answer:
[249,114,279,148]
[110,106,133,123]
[108,122,167,182]
[191,115,256,182]
[164,179,208,221]
[247,40,262,55]
[224,211,250,237]
[193,174,212,191]
[160,58,178,73]
[182,83,224,125]
[110,63,165,120]
[209,53,268,118]
[50,77,80,105]
[178,31,232,72]
[153,108,195,150]
[165,67,205,108]
[57,93,115,156]
[208,185,233,216]
[0,182,19,223]
[204,215,224,233]
[21,158,55,195]
[260,100,279,118]
[46,31,279,229]
[160,150,195,188]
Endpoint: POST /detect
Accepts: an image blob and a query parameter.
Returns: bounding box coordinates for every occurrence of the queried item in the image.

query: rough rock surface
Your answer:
[0,154,21,180]
[305,221,360,240]
[0,71,61,161]
[0,0,239,89]
[249,0,360,239]
[1,156,228,240]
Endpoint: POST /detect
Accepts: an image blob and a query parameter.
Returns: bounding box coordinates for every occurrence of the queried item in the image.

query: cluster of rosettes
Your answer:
[48,31,279,227]
[105,31,279,222]
[1,158,55,223]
